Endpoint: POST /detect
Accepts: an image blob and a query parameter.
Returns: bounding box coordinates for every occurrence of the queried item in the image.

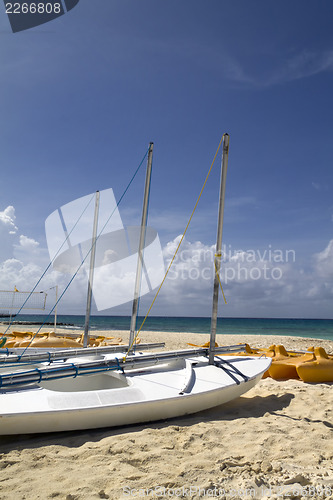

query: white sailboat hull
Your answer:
[0,355,271,435]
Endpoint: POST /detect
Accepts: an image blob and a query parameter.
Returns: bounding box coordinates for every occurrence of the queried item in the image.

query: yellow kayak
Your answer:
[267,345,315,380]
[296,347,333,383]
[0,331,125,348]
[187,342,333,383]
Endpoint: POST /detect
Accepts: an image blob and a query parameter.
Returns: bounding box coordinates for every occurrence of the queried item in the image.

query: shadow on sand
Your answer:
[0,392,294,453]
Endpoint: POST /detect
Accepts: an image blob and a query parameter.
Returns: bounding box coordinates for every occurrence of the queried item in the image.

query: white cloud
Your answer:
[0,216,332,318]
[0,257,88,314]
[0,259,42,291]
[221,49,333,89]
[313,240,333,278]
[284,49,333,80]
[0,205,46,266]
[0,206,19,262]
[13,235,47,267]
[18,235,40,249]
[0,206,64,313]
[0,206,18,234]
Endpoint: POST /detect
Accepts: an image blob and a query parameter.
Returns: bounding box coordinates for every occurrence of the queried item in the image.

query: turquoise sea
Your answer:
[11,315,333,342]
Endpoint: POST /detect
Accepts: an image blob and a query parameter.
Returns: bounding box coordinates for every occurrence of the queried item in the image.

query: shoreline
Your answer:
[2,324,333,353]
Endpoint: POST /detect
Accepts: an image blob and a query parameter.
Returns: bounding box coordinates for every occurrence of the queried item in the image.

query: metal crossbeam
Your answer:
[0,345,247,389]
[0,342,165,365]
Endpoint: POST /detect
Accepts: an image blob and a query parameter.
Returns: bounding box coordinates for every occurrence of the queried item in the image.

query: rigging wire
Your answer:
[124,133,227,359]
[17,145,151,357]
[0,193,96,339]
[131,147,153,353]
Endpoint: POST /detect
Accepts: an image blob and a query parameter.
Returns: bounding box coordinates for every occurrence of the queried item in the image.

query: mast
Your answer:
[129,142,154,347]
[209,134,229,364]
[83,190,100,348]
[54,285,58,334]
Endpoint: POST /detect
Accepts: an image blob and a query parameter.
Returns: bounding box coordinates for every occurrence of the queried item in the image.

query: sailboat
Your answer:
[0,136,271,435]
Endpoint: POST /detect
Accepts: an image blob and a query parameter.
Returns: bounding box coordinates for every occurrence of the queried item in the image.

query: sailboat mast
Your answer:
[209,134,229,364]
[129,143,154,347]
[83,190,100,348]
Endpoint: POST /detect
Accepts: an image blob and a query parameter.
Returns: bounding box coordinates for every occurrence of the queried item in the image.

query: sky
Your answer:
[0,0,332,319]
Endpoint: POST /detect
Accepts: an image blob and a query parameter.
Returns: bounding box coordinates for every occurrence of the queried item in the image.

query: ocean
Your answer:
[10,315,333,342]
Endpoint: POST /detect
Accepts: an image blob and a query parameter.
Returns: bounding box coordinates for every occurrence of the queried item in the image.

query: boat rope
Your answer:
[72,363,79,378]
[214,252,227,304]
[214,356,249,384]
[15,145,151,358]
[116,357,125,373]
[124,134,227,360]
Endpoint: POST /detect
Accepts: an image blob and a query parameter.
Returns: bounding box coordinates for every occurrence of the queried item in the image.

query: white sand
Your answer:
[0,330,332,500]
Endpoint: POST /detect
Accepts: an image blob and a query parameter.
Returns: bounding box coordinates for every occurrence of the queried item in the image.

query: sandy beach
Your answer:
[0,329,332,500]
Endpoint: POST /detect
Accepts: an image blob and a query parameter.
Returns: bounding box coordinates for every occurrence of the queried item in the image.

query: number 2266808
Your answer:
[6,3,62,14]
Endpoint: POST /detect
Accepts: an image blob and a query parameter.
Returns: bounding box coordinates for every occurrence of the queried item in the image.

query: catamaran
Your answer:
[0,135,271,435]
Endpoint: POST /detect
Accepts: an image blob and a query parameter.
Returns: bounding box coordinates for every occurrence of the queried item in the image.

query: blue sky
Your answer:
[0,1,333,319]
